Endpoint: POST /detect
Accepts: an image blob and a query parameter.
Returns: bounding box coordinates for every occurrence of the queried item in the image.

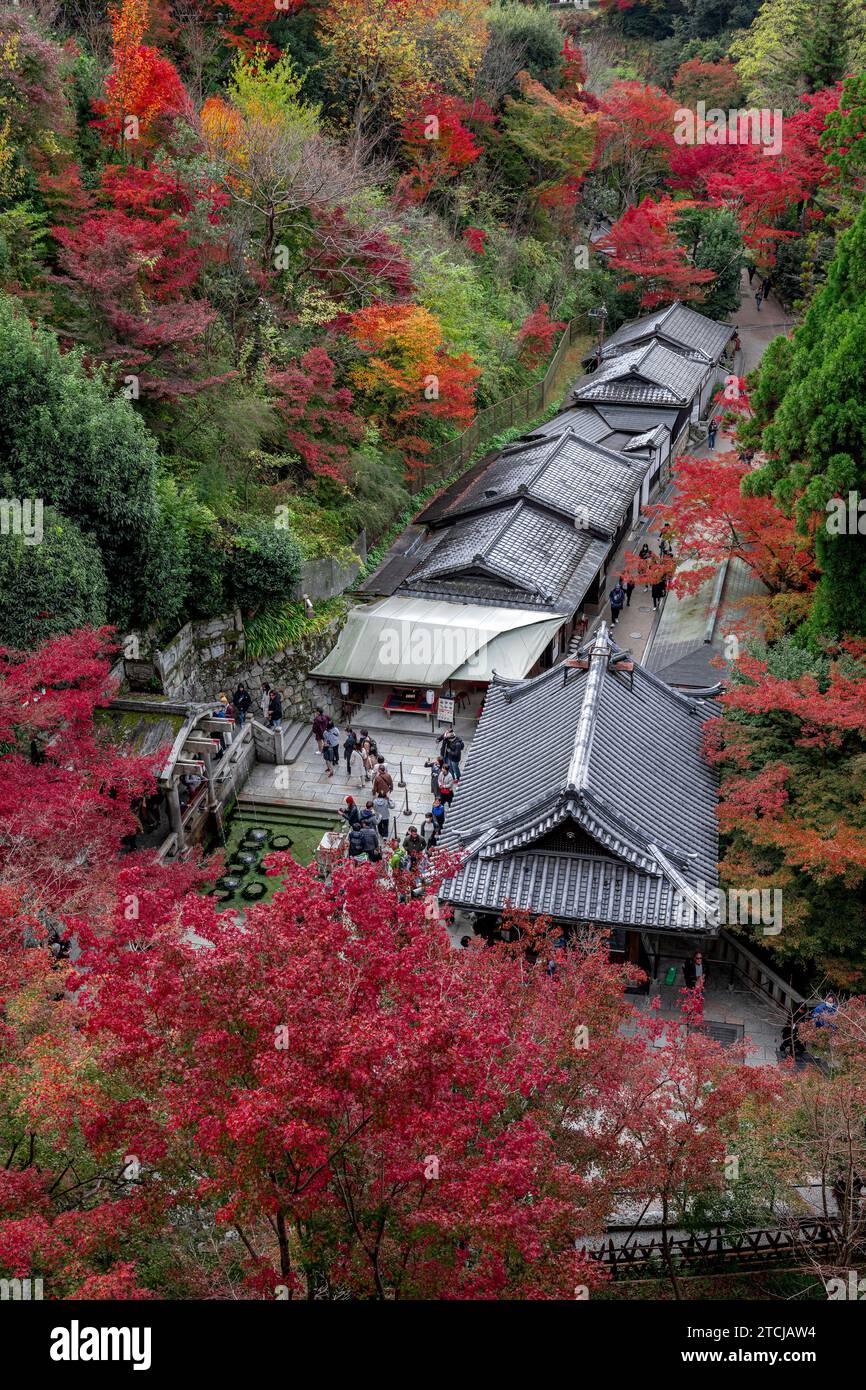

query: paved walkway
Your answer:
[241,715,478,831]
[591,271,796,660]
[630,961,784,1068]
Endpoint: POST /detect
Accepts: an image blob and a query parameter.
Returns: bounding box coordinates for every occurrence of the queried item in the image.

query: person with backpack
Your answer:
[232,683,252,727]
[359,731,377,781]
[609,579,626,628]
[347,825,366,858]
[322,719,341,777]
[359,813,381,861]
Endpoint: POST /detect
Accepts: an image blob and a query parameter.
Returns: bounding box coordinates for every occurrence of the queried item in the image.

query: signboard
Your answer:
[436,697,455,725]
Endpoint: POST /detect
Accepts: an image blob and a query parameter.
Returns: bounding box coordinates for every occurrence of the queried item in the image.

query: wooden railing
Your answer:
[587,1216,851,1279]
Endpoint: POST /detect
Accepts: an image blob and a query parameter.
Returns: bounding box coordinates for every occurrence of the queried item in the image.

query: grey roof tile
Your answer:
[440,625,720,933]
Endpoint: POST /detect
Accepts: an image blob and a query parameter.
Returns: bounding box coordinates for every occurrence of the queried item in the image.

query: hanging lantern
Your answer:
[426,689,435,705]
[340,680,349,696]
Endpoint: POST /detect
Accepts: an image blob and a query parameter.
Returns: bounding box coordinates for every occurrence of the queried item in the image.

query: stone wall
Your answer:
[128,611,348,728]
[224,620,348,726]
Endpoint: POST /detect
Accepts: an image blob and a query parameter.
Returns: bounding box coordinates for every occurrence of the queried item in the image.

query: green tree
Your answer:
[0,295,181,632]
[0,501,107,648]
[744,199,866,637]
[226,515,302,614]
[673,205,745,318]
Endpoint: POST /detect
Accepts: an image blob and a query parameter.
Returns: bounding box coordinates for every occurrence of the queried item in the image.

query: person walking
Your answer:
[754,288,763,311]
[650,576,667,611]
[421,812,438,848]
[322,718,340,777]
[624,577,635,608]
[340,796,361,830]
[431,796,446,837]
[232,682,252,727]
[609,579,626,628]
[312,707,329,755]
[707,418,718,450]
[267,688,283,732]
[359,731,376,782]
[347,825,366,859]
[639,542,652,592]
[373,791,391,839]
[260,683,271,721]
[343,726,357,775]
[372,759,393,798]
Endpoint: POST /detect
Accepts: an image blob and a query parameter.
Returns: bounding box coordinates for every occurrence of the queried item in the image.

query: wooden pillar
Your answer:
[167,778,185,855]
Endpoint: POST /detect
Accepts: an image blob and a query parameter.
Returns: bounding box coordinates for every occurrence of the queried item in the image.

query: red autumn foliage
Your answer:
[302,205,414,302]
[462,225,488,254]
[266,347,366,483]
[622,453,817,598]
[91,0,190,149]
[596,197,716,307]
[52,164,226,397]
[516,302,565,366]
[399,93,490,202]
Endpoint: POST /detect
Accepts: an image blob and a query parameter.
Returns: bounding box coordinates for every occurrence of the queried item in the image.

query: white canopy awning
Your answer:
[311,596,566,687]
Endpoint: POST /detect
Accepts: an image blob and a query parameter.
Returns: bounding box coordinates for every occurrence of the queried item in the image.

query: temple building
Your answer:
[438,623,721,979]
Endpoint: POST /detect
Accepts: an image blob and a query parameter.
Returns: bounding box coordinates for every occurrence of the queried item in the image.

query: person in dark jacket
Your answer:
[347,826,366,858]
[683,951,708,989]
[343,726,357,775]
[232,683,252,726]
[340,796,360,829]
[651,576,667,610]
[609,580,626,628]
[312,707,328,753]
[267,689,283,730]
[402,826,424,863]
[439,728,465,781]
[359,823,381,861]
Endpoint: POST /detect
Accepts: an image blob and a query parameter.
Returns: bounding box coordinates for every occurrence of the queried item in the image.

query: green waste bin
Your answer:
[664,965,678,986]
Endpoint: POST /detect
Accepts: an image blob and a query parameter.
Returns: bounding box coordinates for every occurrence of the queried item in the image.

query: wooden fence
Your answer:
[411,317,589,492]
[588,1216,851,1280]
